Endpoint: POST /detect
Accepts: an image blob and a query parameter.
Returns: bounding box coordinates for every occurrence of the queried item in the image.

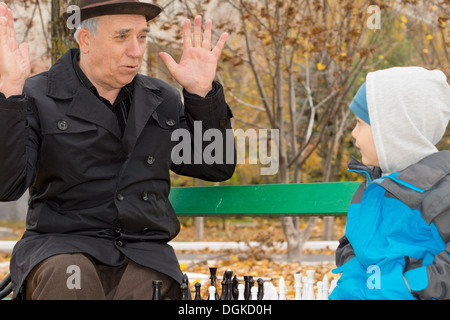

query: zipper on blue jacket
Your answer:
[348,168,373,185]
[347,157,382,186]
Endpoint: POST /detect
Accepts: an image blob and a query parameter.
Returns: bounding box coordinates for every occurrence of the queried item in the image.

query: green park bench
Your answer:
[0,181,360,299]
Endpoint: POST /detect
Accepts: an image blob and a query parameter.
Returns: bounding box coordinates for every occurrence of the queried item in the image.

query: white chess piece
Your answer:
[306,278,315,300]
[294,273,302,300]
[329,277,338,295]
[238,283,245,300]
[269,282,278,300]
[251,286,258,300]
[306,270,315,282]
[322,275,329,300]
[263,282,270,300]
[317,281,323,300]
[301,276,308,300]
[278,277,286,300]
[208,286,216,300]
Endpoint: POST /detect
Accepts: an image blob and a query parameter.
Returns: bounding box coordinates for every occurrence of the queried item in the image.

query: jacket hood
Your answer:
[365,67,450,174]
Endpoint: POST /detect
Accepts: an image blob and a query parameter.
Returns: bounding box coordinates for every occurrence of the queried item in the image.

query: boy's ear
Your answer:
[77,28,91,54]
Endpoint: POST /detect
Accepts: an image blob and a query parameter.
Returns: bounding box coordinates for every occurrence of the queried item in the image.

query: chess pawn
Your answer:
[278,277,287,300]
[257,278,264,300]
[152,280,162,300]
[237,284,245,300]
[294,273,302,300]
[194,282,202,300]
[208,286,217,300]
[250,286,258,300]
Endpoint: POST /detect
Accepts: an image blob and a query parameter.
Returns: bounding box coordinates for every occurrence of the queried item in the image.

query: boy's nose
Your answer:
[351,127,357,140]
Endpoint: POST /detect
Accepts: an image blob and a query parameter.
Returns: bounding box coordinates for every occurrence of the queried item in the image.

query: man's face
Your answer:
[352,116,380,168]
[81,14,149,91]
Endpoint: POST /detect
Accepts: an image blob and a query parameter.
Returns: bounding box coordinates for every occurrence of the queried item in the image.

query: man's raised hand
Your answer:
[159,15,228,98]
[0,3,30,98]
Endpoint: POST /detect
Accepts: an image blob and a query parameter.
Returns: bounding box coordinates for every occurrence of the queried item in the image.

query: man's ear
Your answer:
[77,28,91,54]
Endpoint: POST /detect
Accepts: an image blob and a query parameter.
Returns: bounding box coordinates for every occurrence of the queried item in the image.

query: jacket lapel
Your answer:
[66,86,123,140]
[122,75,163,153]
[46,49,122,140]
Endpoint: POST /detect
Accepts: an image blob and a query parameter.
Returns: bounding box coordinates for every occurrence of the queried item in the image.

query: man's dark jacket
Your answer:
[0,49,235,299]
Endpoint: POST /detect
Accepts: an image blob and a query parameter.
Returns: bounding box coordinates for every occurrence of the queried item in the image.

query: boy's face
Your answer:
[352,116,380,168]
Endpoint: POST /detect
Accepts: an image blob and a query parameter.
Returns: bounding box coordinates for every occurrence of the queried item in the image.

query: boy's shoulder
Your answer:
[373,151,450,210]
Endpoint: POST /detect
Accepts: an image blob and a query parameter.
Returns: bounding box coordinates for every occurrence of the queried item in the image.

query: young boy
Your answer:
[329,67,450,300]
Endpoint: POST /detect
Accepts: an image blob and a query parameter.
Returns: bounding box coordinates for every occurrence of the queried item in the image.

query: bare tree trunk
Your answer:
[51,0,78,64]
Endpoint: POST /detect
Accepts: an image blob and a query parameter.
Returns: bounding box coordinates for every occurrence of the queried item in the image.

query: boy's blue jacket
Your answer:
[330,151,450,300]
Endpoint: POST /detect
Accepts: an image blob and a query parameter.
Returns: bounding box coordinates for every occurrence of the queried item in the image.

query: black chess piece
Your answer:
[220,277,227,300]
[224,270,233,300]
[182,273,192,300]
[209,267,219,300]
[180,283,191,300]
[194,282,202,300]
[257,278,264,300]
[152,280,162,300]
[232,275,239,300]
[244,276,254,300]
[225,277,233,300]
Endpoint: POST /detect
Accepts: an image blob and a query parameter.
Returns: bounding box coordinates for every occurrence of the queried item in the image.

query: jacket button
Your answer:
[147,155,155,165]
[57,120,69,131]
[141,192,149,201]
[116,240,124,247]
[116,193,124,201]
[166,119,176,127]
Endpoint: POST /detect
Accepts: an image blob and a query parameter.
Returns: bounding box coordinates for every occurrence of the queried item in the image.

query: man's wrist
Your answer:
[184,84,213,98]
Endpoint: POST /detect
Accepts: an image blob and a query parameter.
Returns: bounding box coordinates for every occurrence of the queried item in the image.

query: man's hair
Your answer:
[74,17,99,45]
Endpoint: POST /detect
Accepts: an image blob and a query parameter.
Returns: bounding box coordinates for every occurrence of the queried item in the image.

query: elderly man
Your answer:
[0,0,235,300]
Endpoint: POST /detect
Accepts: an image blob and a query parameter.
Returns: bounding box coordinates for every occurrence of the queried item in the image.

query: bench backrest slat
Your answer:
[169,182,361,217]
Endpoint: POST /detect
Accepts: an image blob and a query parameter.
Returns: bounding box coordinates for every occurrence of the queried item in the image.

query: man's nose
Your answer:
[127,38,145,58]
